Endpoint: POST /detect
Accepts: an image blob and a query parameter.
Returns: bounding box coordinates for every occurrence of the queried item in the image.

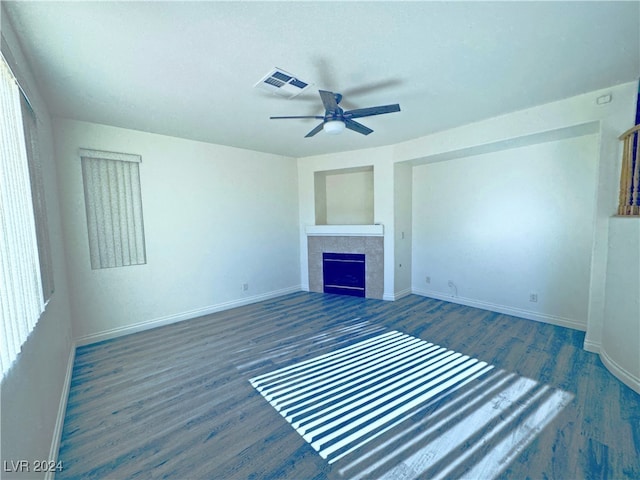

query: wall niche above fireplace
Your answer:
[314,166,373,225]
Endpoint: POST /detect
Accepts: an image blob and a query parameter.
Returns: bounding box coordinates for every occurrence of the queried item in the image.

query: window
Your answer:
[21,90,54,300]
[0,55,45,377]
[79,149,146,269]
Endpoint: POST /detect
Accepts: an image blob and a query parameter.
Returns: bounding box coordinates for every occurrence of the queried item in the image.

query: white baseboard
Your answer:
[75,286,302,346]
[46,344,76,480]
[395,288,412,300]
[412,288,587,331]
[599,348,640,395]
[583,338,601,353]
[383,288,412,301]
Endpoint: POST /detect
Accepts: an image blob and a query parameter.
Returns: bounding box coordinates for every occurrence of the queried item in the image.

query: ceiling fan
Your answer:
[270,90,401,137]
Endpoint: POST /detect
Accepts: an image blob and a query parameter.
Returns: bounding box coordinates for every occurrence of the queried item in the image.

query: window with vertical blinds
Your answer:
[0,56,45,377]
[21,92,54,300]
[79,149,147,269]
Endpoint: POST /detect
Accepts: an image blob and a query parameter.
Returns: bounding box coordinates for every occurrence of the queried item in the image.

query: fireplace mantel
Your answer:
[305,224,384,237]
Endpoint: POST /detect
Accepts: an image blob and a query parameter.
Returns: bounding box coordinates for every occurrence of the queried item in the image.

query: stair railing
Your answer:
[617,124,640,216]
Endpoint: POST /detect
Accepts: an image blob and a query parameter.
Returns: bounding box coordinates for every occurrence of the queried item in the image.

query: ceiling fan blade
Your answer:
[342,78,403,97]
[319,90,339,113]
[344,118,373,136]
[270,115,324,119]
[305,122,325,138]
[344,104,401,119]
[312,56,339,91]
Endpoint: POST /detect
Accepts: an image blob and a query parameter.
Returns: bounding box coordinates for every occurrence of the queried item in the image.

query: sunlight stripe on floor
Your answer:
[249,330,492,463]
[439,387,574,480]
[337,368,509,475]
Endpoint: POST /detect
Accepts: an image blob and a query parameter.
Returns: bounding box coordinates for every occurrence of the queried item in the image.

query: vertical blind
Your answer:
[80,149,146,269]
[0,57,45,377]
[21,92,54,299]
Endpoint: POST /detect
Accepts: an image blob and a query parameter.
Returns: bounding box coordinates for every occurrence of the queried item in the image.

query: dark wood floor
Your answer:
[57,292,640,479]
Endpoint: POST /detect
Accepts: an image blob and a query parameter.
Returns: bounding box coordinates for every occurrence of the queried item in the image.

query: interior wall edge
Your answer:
[74,285,302,347]
[412,288,587,332]
[402,121,601,167]
[582,123,609,352]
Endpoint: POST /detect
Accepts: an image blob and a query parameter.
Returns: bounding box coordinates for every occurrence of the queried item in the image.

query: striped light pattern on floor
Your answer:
[249,330,494,464]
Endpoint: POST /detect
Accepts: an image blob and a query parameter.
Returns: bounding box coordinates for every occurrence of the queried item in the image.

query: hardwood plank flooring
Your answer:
[56,292,640,479]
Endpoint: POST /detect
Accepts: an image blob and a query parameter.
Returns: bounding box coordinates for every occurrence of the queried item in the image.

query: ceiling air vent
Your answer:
[255,68,312,99]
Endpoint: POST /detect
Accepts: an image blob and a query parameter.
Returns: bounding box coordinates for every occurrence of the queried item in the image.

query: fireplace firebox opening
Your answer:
[323,252,365,297]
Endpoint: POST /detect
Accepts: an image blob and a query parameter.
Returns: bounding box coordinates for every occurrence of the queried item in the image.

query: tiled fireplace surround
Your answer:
[307,233,384,300]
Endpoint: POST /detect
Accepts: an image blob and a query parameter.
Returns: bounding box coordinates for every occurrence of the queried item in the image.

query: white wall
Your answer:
[392,82,636,352]
[54,119,300,343]
[394,161,412,297]
[411,135,598,329]
[601,218,640,393]
[1,10,75,478]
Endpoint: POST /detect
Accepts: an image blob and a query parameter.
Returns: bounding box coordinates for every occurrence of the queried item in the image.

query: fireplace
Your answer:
[306,227,384,300]
[323,252,365,297]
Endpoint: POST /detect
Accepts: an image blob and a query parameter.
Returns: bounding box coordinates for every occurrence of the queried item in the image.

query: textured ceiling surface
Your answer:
[4,1,639,158]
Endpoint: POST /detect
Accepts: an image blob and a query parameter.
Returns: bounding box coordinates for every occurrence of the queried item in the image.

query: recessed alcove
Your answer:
[314,166,374,225]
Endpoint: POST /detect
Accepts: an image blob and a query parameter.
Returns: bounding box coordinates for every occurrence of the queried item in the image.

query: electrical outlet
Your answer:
[425,276,431,284]
[529,293,538,303]
[242,283,249,292]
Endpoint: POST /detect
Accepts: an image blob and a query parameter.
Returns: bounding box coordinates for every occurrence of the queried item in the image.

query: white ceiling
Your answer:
[4,1,639,158]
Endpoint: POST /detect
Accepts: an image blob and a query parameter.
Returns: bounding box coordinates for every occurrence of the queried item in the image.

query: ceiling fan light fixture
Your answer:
[270,89,400,138]
[323,120,346,135]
